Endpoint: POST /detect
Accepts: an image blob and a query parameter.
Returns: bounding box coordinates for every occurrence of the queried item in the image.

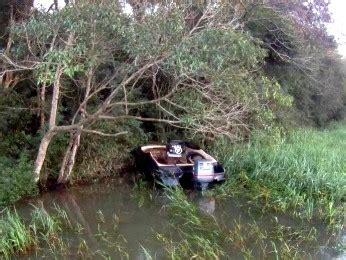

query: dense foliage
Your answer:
[0,154,37,207]
[0,0,345,206]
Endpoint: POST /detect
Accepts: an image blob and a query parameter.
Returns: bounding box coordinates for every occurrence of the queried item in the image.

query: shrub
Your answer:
[0,153,37,208]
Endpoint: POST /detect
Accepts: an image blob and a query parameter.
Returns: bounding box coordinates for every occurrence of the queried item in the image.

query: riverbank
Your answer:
[1,122,345,217]
[0,123,345,258]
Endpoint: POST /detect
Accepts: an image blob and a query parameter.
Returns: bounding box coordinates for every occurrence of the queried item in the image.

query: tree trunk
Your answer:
[58,67,92,184]
[33,131,55,182]
[54,0,58,10]
[5,5,14,56]
[39,84,46,130]
[33,68,62,183]
[2,5,14,89]
[49,68,62,128]
[2,71,17,89]
[57,130,81,184]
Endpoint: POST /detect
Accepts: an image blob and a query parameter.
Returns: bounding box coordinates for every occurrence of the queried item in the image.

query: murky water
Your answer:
[14,179,345,259]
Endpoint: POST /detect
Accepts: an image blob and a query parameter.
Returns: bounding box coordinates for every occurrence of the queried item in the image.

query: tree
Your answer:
[0,0,33,89]
[1,1,290,184]
[234,0,344,125]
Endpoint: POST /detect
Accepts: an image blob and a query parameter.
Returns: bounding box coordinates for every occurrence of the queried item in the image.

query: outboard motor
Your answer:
[193,160,215,184]
[166,140,185,158]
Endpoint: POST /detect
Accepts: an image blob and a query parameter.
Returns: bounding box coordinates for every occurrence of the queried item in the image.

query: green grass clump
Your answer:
[0,206,66,259]
[157,188,225,259]
[0,209,34,258]
[212,122,346,222]
[30,205,62,240]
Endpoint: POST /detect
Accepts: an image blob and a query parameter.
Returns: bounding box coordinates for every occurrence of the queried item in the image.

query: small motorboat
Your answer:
[132,140,225,189]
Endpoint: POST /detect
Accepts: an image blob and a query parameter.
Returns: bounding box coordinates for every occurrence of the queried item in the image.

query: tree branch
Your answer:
[81,129,128,137]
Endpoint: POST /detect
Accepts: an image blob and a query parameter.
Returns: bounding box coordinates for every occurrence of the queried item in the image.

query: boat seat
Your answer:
[186,152,204,164]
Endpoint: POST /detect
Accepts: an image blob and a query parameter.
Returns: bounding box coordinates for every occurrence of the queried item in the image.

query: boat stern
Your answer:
[193,160,225,184]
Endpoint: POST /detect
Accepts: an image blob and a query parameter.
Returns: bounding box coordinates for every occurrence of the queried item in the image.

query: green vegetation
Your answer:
[0,203,129,258]
[212,122,346,224]
[153,124,346,258]
[0,154,37,207]
[154,187,328,259]
[0,181,343,259]
[158,188,224,258]
[0,0,344,191]
[0,206,64,259]
[0,209,34,258]
[0,1,345,258]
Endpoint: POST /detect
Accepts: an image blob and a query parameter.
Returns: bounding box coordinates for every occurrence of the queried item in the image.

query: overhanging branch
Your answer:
[81,129,128,137]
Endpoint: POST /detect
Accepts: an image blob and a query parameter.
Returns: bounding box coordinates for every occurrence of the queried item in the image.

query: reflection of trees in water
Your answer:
[44,190,99,253]
[19,183,345,259]
[35,184,150,257]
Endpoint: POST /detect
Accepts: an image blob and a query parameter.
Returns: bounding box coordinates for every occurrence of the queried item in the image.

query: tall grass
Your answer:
[157,187,322,259]
[30,205,62,240]
[158,188,225,259]
[0,209,34,258]
[212,122,346,222]
[0,206,67,259]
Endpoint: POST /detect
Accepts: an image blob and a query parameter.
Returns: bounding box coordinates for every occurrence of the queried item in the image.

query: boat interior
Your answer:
[142,146,208,166]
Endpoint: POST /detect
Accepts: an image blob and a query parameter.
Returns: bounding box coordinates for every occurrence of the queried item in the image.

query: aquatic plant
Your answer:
[157,187,225,259]
[154,184,340,259]
[0,206,69,259]
[30,205,62,243]
[0,209,34,259]
[140,245,155,260]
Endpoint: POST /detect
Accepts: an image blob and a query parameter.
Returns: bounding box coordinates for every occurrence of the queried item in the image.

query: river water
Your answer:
[15,179,345,259]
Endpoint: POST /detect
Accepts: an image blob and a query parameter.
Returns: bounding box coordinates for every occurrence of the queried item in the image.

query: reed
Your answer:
[0,209,34,259]
[212,122,346,223]
[140,245,155,260]
[30,205,61,240]
[0,206,69,258]
[155,124,346,258]
[156,187,322,259]
[157,187,225,259]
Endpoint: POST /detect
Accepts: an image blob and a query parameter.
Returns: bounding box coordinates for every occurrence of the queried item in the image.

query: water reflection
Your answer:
[16,180,167,259]
[13,180,345,259]
[189,193,216,215]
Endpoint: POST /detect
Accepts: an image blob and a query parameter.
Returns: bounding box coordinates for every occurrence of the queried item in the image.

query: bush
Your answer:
[73,119,149,181]
[0,153,37,208]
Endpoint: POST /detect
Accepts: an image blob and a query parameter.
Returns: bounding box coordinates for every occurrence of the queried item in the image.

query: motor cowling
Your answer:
[166,140,185,157]
[193,160,215,183]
